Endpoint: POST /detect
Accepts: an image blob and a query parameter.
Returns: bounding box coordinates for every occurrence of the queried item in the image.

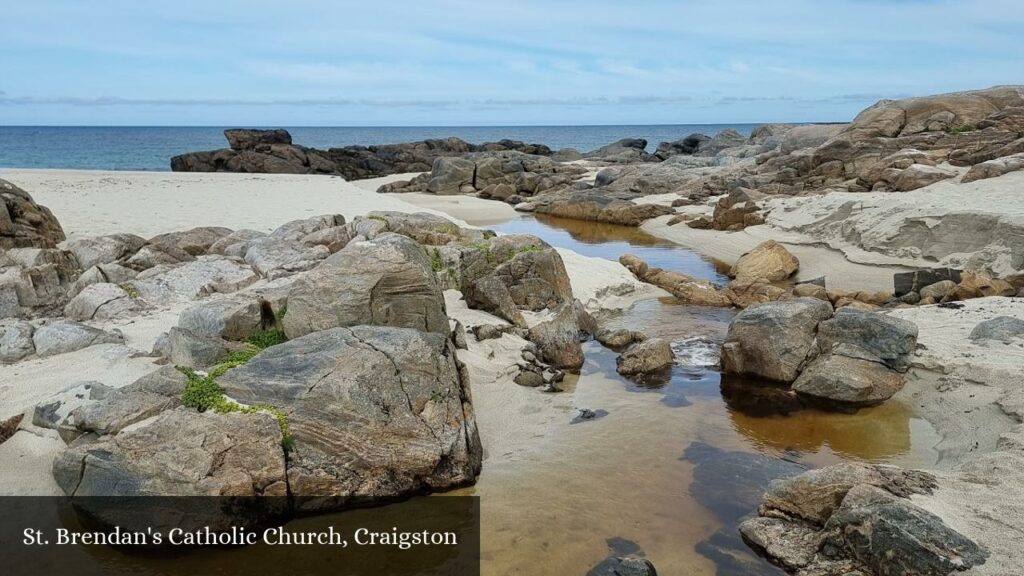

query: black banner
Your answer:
[0,496,479,576]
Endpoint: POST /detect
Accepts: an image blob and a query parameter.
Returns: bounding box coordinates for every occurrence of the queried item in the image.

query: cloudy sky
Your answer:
[1,0,1021,126]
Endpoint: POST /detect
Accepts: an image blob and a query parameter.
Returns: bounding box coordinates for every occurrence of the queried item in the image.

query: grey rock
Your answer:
[121,365,190,397]
[738,517,820,571]
[616,338,674,375]
[792,355,906,406]
[595,327,645,349]
[208,229,266,255]
[217,326,482,509]
[62,233,146,269]
[816,307,918,372]
[148,226,233,256]
[243,237,329,277]
[586,556,658,576]
[225,128,292,150]
[720,298,834,383]
[53,408,287,497]
[32,381,112,430]
[177,287,287,341]
[64,283,146,320]
[123,242,195,271]
[270,214,346,242]
[32,320,124,357]
[163,327,243,368]
[969,316,1024,342]
[822,484,988,576]
[69,263,138,296]
[0,320,35,362]
[283,233,448,339]
[127,256,259,304]
[893,268,962,296]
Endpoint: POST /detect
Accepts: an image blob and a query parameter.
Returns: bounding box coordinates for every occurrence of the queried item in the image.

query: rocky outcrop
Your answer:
[584,138,655,163]
[217,326,481,508]
[740,463,987,576]
[619,254,732,307]
[1,179,66,250]
[1,247,81,317]
[961,152,1024,183]
[528,190,674,225]
[172,130,555,180]
[282,233,448,338]
[721,301,917,408]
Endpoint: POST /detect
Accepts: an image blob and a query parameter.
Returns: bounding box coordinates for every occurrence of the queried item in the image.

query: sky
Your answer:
[1,0,1022,126]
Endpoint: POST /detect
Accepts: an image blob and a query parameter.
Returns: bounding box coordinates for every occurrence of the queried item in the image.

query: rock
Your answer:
[724,278,792,309]
[1,248,82,316]
[595,327,645,349]
[760,462,937,525]
[208,229,267,255]
[779,124,844,154]
[585,556,658,576]
[148,226,233,256]
[893,268,962,296]
[616,338,673,375]
[531,191,674,226]
[32,320,124,357]
[270,214,346,242]
[738,517,820,571]
[697,129,747,157]
[127,256,259,304]
[62,233,146,269]
[461,235,573,326]
[283,233,448,339]
[969,316,1024,342]
[822,484,988,576]
[64,283,145,320]
[919,280,957,300]
[720,298,834,383]
[793,283,829,301]
[816,308,918,372]
[123,242,195,271]
[730,240,799,282]
[224,128,292,150]
[163,327,243,368]
[619,254,732,307]
[655,134,711,159]
[792,355,906,406]
[32,381,113,430]
[471,324,522,341]
[949,271,1017,300]
[58,385,180,444]
[584,138,653,163]
[300,226,354,253]
[242,237,329,277]
[177,288,287,341]
[526,300,594,370]
[217,326,481,508]
[53,408,287,497]
[424,157,476,195]
[891,163,957,191]
[513,366,545,387]
[0,320,35,362]
[69,263,138,296]
[121,365,191,397]
[962,152,1024,183]
[711,188,764,231]
[450,319,468,350]
[0,179,66,249]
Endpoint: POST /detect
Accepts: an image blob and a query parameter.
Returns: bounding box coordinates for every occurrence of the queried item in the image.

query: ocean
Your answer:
[0,124,761,172]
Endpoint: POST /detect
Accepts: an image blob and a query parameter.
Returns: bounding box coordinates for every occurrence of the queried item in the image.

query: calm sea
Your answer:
[0,125,760,171]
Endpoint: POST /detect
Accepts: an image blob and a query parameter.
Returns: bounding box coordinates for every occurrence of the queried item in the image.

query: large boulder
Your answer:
[822,485,988,576]
[961,152,1024,183]
[730,240,799,282]
[53,408,287,497]
[177,282,290,341]
[815,308,918,372]
[126,255,259,304]
[792,355,906,406]
[720,298,834,383]
[32,320,124,357]
[426,157,476,194]
[58,387,180,444]
[0,179,66,250]
[282,233,448,338]
[242,237,329,277]
[969,316,1024,342]
[147,226,233,256]
[217,326,482,508]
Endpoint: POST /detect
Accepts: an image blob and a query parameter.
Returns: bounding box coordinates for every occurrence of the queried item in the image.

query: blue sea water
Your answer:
[0,124,760,171]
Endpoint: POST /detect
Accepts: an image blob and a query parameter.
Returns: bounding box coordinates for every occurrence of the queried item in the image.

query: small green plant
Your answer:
[176,329,293,451]
[946,124,977,134]
[120,283,141,298]
[430,248,445,272]
[366,214,388,223]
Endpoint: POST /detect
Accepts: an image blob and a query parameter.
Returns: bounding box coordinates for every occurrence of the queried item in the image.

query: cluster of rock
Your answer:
[170,129,556,180]
[739,462,987,575]
[721,298,918,408]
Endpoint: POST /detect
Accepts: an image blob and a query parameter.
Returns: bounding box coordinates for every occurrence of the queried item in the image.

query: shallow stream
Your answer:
[463,214,942,575]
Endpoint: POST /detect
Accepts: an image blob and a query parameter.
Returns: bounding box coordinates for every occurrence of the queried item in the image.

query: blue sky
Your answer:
[1,0,1021,126]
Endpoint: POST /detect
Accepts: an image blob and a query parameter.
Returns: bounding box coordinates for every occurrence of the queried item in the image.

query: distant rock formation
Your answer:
[170,129,554,180]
